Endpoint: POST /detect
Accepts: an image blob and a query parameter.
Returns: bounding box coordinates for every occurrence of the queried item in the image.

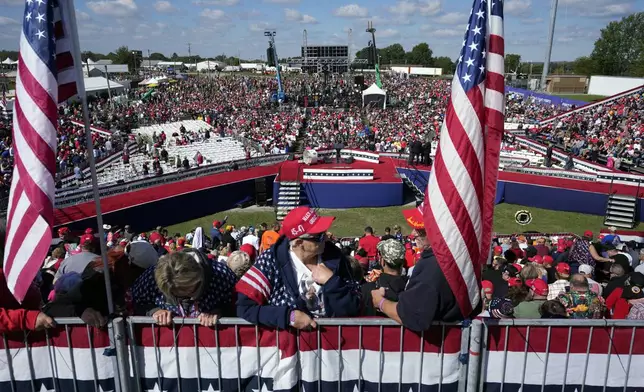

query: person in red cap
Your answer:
[513,279,549,318]
[481,280,494,311]
[371,207,464,332]
[236,206,361,330]
[547,263,571,300]
[210,217,227,250]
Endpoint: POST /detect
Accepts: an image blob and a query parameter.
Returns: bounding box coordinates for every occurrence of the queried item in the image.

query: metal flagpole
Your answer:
[540,0,558,91]
[64,2,123,391]
[64,1,116,316]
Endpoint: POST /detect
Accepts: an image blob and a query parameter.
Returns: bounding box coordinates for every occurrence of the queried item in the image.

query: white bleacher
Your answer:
[134,120,210,140]
[64,120,247,188]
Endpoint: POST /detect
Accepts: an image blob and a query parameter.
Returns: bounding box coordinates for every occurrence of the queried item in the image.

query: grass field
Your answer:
[164,203,610,238]
[553,93,605,102]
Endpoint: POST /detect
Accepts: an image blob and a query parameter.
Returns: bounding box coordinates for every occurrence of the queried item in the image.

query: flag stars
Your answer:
[26,0,33,4]
[35,0,45,6]
[479,65,485,73]
[482,50,487,58]
[465,58,475,68]
[475,9,485,19]
[462,74,472,83]
[25,12,32,21]
[472,25,482,35]
[469,42,478,52]
[36,13,45,23]
[35,29,45,39]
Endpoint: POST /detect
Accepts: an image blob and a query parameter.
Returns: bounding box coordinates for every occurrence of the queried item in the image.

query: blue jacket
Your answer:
[235,236,361,329]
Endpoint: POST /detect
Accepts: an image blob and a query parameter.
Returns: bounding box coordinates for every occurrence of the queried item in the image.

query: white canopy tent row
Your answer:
[2,58,17,65]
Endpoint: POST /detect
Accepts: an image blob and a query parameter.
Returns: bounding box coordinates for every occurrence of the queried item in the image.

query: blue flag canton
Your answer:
[23,0,57,75]
[456,0,488,93]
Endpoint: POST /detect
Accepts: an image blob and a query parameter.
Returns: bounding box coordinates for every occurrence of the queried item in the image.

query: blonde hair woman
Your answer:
[131,249,238,327]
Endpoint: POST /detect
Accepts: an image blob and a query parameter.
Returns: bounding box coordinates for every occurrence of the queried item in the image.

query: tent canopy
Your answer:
[2,58,16,65]
[84,77,124,93]
[362,83,386,109]
[361,83,386,97]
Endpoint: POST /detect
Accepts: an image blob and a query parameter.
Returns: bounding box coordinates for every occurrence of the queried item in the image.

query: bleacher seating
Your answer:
[60,120,248,188]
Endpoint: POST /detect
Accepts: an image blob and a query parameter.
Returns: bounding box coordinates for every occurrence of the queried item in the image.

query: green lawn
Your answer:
[163,203,610,239]
[553,93,605,102]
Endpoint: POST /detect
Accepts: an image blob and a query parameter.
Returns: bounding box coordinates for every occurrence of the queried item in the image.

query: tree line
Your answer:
[354,42,455,74]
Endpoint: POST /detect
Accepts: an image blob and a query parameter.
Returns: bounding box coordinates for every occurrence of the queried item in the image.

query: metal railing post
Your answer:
[467,320,483,392]
[113,318,133,392]
[457,321,471,392]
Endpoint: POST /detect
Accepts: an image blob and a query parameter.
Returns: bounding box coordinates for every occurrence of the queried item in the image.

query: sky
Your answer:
[0,0,642,62]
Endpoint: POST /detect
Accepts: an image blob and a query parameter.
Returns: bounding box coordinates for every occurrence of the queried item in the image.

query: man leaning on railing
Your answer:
[370,208,465,332]
[235,207,361,329]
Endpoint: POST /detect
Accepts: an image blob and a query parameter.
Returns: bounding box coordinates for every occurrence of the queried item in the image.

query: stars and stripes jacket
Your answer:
[236,235,362,329]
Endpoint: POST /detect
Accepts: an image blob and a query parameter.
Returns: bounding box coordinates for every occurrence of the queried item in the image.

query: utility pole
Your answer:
[540,0,558,92]
[187,43,192,71]
[148,49,151,70]
[104,65,112,106]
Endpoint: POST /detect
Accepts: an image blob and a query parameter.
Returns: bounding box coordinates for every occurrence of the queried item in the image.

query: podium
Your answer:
[303,150,319,165]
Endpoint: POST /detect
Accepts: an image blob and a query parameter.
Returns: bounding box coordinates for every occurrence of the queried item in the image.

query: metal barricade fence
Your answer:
[3,317,643,392]
[472,319,644,392]
[0,317,129,392]
[123,317,471,392]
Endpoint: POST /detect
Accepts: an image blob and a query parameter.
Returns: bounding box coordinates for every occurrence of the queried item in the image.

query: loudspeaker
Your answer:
[342,156,354,164]
[354,75,364,86]
[255,178,267,206]
[267,48,275,67]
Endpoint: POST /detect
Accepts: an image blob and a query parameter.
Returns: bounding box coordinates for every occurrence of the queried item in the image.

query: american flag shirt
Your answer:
[131,260,237,317]
[236,237,362,329]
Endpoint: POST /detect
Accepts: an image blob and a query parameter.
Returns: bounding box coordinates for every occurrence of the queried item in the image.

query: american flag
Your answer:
[4,0,78,302]
[421,0,505,317]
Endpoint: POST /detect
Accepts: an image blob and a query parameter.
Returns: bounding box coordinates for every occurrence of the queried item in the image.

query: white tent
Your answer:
[2,58,16,65]
[362,83,386,109]
[83,77,124,95]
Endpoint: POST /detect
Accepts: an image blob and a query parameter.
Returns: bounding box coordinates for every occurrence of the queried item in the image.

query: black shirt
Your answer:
[397,249,463,332]
[380,234,395,241]
[361,273,408,316]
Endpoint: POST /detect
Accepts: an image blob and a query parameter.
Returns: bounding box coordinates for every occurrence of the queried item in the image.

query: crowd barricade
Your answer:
[0,317,127,392]
[474,319,644,392]
[125,317,468,392]
[3,317,644,392]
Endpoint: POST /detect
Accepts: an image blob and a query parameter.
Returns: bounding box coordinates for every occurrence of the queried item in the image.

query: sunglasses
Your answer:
[300,233,326,243]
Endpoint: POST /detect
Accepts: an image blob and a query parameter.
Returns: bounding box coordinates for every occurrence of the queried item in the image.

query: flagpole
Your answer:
[64,1,115,316]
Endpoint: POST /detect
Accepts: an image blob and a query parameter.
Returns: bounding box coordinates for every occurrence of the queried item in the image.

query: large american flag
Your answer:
[421,0,505,317]
[4,0,78,302]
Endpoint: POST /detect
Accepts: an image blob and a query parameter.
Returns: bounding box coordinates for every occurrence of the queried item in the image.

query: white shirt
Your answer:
[289,250,325,316]
[242,234,260,250]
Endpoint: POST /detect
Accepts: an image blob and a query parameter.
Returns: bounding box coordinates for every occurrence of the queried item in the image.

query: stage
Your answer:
[276,159,403,183]
[274,158,405,209]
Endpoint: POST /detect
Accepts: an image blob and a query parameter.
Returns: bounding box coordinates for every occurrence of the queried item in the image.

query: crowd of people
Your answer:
[2,73,642,197]
[2,203,644,335]
[532,89,644,169]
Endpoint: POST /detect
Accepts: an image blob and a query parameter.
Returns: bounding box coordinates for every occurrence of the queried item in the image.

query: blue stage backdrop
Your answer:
[274,181,403,209]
